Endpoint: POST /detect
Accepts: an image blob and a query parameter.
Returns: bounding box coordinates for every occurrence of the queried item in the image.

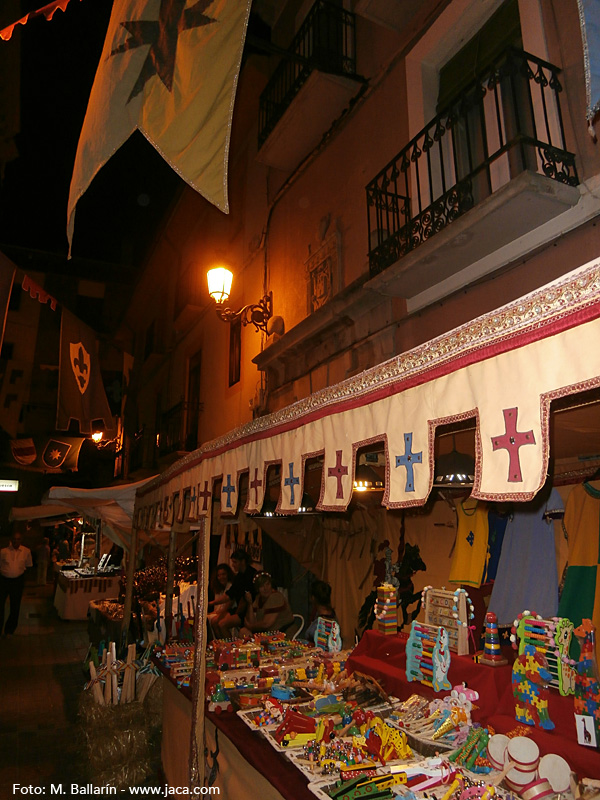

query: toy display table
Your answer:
[347,629,600,779]
[160,674,315,799]
[156,631,600,795]
[53,570,120,620]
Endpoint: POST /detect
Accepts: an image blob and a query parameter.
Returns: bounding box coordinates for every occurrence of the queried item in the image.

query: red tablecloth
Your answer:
[347,629,600,779]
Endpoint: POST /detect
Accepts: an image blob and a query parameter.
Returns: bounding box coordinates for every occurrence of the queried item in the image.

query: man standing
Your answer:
[0,531,33,636]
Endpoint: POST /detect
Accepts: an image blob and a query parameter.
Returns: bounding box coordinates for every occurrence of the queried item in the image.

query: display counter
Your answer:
[347,629,600,779]
[160,673,315,799]
[156,630,600,795]
[53,570,120,620]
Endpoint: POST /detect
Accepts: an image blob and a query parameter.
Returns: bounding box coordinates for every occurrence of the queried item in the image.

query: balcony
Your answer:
[366,48,580,300]
[158,400,203,461]
[257,0,362,172]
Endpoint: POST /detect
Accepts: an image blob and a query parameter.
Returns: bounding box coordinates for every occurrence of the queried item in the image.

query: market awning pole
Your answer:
[122,523,139,644]
[189,508,210,789]
[94,520,101,568]
[164,525,178,642]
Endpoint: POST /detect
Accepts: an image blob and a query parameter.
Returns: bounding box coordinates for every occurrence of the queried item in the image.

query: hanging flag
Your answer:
[57,308,115,434]
[0,0,75,42]
[67,0,252,252]
[22,274,58,310]
[8,435,85,471]
[0,251,15,353]
[577,0,600,136]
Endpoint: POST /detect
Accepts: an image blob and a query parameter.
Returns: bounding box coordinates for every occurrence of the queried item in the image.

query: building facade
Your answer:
[117,0,600,480]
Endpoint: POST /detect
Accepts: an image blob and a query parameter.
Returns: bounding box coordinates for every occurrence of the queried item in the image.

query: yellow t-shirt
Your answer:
[449,500,489,588]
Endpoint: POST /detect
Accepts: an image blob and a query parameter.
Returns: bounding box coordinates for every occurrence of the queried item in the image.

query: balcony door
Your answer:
[437,0,527,205]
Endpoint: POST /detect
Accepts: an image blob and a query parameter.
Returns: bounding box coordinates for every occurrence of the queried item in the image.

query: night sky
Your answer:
[0,0,182,269]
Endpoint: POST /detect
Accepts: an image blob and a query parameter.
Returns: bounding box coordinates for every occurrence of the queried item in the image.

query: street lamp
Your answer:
[207,266,273,335]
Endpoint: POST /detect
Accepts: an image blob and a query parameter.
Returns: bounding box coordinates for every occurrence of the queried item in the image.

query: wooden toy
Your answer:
[274,707,316,744]
[373,583,398,635]
[479,611,508,666]
[314,616,342,652]
[537,753,571,794]
[211,639,261,670]
[511,610,576,695]
[511,643,555,729]
[421,586,473,655]
[573,618,600,746]
[406,621,451,691]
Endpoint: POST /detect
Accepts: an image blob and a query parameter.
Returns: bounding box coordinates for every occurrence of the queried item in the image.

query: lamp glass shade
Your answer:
[433,449,475,487]
[353,463,384,492]
[207,267,233,304]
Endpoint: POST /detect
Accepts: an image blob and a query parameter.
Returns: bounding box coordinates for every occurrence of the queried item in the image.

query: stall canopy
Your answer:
[9,504,77,526]
[43,477,157,552]
[133,258,600,525]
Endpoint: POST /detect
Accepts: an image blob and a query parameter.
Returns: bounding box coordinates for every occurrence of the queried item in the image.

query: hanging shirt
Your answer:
[488,487,563,625]
[483,508,509,583]
[558,482,600,636]
[449,500,489,587]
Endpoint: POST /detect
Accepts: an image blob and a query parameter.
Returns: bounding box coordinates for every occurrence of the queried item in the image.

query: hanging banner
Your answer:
[56,308,115,434]
[8,435,85,472]
[67,0,252,251]
[0,251,15,353]
[577,0,600,134]
[0,0,76,42]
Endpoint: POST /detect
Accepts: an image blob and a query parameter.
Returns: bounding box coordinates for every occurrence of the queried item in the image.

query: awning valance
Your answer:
[44,477,157,550]
[9,504,77,524]
[133,258,600,526]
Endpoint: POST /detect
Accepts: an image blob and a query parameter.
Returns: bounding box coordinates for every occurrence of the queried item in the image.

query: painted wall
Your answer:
[119,0,600,472]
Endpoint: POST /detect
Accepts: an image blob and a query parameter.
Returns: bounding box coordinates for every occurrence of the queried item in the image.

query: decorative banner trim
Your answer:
[134,259,600,520]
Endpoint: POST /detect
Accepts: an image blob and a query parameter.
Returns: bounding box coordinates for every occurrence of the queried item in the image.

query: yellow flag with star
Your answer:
[67,0,252,252]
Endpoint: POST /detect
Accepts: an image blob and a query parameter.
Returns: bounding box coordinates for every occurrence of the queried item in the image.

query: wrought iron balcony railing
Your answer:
[258,0,356,148]
[158,400,203,457]
[366,48,579,278]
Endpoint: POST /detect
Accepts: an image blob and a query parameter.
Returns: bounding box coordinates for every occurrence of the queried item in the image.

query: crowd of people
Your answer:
[207,547,336,642]
[1,529,334,642]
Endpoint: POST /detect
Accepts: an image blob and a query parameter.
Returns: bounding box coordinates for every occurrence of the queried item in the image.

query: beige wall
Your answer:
[120,0,600,470]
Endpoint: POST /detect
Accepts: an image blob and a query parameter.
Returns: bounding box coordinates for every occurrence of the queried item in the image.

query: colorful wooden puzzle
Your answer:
[511,643,555,730]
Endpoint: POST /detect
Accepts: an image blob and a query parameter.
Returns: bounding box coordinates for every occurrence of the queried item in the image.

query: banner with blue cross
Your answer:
[220,461,240,515]
[134,259,600,523]
[279,453,304,513]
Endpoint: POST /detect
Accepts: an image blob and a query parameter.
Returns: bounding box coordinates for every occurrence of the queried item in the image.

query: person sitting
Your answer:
[212,549,256,638]
[207,563,233,629]
[305,579,337,642]
[240,572,294,636]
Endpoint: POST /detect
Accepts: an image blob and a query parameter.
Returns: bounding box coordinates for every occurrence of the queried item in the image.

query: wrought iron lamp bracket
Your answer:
[215,291,273,334]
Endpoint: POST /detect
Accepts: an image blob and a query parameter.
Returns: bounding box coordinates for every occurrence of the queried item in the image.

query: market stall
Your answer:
[54,568,121,620]
[132,259,600,791]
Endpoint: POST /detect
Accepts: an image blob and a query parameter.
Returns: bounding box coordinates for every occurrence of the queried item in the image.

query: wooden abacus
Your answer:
[512,612,576,696]
[422,586,470,656]
[406,620,451,692]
